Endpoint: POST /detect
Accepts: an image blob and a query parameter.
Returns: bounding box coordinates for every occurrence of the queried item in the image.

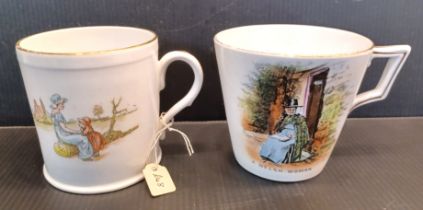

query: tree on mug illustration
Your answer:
[33,94,139,161]
[92,105,104,120]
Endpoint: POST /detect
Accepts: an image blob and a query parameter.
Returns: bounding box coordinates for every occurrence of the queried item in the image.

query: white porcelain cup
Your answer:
[16,26,203,193]
[214,25,410,182]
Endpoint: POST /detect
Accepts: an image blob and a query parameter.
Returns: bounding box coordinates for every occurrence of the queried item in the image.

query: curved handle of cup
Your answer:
[158,51,204,123]
[351,45,411,111]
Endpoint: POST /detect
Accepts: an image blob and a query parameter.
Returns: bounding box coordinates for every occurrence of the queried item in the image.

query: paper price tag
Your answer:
[143,163,176,197]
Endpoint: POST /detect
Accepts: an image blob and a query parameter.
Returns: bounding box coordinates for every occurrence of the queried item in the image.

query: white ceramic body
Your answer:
[16,26,203,193]
[214,25,410,182]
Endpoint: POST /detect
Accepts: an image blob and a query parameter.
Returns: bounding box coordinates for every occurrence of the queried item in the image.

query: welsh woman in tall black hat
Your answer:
[273,97,310,163]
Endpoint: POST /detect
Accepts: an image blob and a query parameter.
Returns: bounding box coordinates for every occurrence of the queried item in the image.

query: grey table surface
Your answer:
[1,118,423,210]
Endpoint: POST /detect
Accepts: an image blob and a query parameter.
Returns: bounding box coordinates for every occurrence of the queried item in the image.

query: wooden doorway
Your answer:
[306,68,329,138]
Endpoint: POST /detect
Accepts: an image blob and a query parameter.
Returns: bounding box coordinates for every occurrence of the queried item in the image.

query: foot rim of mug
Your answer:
[234,154,325,182]
[42,148,162,194]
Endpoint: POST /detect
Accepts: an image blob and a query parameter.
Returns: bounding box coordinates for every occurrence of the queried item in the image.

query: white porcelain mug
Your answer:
[16,26,203,193]
[214,25,410,182]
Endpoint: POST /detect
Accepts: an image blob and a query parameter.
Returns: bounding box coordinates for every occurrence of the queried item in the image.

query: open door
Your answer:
[306,69,329,138]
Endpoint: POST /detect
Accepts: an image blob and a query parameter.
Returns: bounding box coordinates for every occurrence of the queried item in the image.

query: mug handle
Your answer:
[158,51,204,123]
[351,45,411,111]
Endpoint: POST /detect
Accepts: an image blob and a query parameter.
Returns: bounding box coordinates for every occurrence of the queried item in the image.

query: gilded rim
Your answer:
[214,25,375,58]
[16,27,158,56]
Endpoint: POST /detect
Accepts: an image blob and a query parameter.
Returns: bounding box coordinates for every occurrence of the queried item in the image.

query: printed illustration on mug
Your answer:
[32,94,139,161]
[240,64,352,168]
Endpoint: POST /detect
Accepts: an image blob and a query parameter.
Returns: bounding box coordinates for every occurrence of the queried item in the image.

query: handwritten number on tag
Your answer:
[143,164,176,196]
[153,174,162,182]
[153,173,165,187]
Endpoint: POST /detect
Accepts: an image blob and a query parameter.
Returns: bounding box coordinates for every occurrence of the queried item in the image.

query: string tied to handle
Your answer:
[150,113,194,163]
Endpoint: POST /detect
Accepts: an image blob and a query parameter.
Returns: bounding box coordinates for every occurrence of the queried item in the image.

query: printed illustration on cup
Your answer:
[32,93,139,161]
[240,64,352,168]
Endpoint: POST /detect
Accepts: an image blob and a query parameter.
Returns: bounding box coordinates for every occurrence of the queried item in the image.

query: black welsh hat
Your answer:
[283,98,302,108]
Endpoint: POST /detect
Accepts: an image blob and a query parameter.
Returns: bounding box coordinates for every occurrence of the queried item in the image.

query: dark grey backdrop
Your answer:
[0,0,422,126]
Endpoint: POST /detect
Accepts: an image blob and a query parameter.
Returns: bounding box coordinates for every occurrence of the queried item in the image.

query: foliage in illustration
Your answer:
[240,64,309,134]
[241,64,349,165]
[311,80,350,156]
[92,105,104,120]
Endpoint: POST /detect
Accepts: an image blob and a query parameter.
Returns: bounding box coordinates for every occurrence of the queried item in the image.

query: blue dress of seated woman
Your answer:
[259,124,296,164]
[50,94,94,160]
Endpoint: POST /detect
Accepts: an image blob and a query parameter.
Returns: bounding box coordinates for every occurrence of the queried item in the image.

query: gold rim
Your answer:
[214,25,375,58]
[214,37,374,58]
[16,27,158,56]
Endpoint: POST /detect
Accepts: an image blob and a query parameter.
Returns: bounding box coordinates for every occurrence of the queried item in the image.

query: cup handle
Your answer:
[158,51,204,123]
[350,45,411,111]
